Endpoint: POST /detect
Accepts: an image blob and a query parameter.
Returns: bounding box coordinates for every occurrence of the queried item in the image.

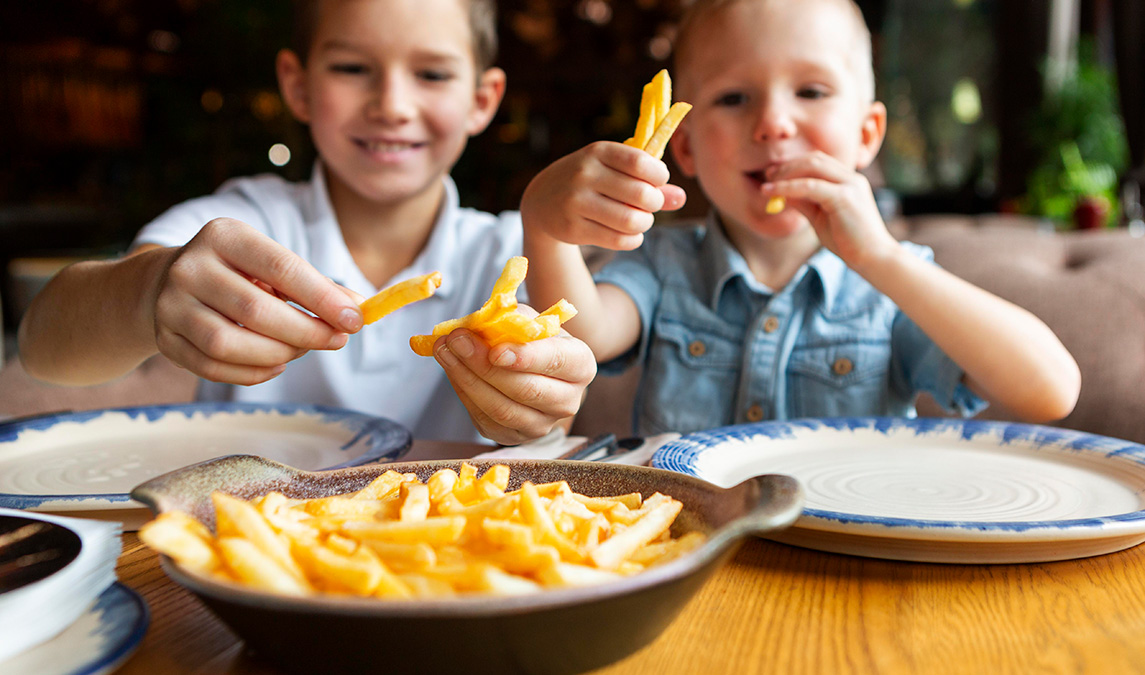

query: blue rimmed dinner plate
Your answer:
[1,582,149,675]
[0,403,411,530]
[652,417,1145,563]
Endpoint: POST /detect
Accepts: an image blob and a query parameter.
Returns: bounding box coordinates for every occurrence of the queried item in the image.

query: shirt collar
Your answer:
[302,160,461,300]
[699,209,849,312]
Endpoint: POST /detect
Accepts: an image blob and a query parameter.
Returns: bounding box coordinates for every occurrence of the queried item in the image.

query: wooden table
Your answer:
[112,441,1145,674]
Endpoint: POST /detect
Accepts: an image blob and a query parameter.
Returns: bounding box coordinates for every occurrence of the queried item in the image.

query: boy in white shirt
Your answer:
[18,0,595,445]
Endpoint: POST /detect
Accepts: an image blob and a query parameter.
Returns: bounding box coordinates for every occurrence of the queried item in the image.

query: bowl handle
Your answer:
[131,454,302,518]
[706,474,804,551]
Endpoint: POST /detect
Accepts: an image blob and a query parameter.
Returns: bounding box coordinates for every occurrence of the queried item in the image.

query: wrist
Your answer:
[131,247,179,349]
[848,233,905,278]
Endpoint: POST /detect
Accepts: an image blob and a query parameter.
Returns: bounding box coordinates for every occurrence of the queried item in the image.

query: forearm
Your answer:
[18,247,176,385]
[523,231,638,362]
[861,248,1080,422]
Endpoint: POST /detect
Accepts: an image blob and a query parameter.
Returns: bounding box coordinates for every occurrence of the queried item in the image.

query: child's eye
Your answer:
[418,69,455,83]
[797,87,830,100]
[329,63,369,75]
[713,91,747,107]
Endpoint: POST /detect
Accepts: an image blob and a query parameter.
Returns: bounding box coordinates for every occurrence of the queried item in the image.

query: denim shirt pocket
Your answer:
[640,318,742,435]
[786,339,892,418]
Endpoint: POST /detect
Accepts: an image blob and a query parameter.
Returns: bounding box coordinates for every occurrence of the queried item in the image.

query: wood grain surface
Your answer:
[112,441,1145,674]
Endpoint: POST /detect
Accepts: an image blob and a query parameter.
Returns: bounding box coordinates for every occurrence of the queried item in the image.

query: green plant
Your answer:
[1023,40,1128,227]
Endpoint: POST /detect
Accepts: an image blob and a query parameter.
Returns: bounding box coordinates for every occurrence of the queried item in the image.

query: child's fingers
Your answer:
[442,327,590,418]
[165,248,351,353]
[594,171,668,213]
[432,330,567,444]
[203,220,363,333]
[488,330,598,385]
[204,274,352,352]
[660,184,687,211]
[156,296,310,368]
[760,176,842,208]
[448,387,523,447]
[579,194,657,237]
[157,330,289,386]
[600,141,673,186]
[766,151,854,184]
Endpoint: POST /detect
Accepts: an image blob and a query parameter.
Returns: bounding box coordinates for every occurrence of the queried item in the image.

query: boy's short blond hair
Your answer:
[673,0,875,103]
[291,0,499,72]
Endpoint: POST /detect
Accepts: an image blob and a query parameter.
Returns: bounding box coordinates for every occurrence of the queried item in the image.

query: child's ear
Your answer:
[276,49,311,124]
[668,120,698,178]
[855,101,887,170]
[466,67,507,136]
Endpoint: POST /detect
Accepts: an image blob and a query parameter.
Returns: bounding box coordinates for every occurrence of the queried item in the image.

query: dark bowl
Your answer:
[131,455,803,675]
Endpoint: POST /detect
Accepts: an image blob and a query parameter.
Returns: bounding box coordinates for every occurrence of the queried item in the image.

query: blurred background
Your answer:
[0,0,1142,345]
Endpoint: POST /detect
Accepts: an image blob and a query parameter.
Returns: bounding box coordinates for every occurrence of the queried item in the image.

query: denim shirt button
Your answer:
[763,316,780,333]
[688,340,706,357]
[832,357,854,376]
[745,404,765,422]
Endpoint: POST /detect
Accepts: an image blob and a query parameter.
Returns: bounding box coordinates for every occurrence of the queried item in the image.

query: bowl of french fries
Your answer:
[132,455,802,675]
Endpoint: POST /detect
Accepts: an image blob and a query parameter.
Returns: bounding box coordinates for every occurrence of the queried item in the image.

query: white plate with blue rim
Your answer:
[651,417,1145,563]
[1,582,149,675]
[0,403,412,530]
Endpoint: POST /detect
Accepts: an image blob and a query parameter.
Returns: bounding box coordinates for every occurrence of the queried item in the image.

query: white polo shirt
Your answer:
[134,164,523,444]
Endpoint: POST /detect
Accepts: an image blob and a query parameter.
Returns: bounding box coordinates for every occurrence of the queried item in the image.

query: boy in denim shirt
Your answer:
[520,0,1079,436]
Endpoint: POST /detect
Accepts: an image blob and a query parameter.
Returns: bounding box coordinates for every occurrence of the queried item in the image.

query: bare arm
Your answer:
[522,231,641,362]
[520,141,686,362]
[766,151,1080,423]
[861,248,1080,422]
[19,219,362,387]
[19,245,176,384]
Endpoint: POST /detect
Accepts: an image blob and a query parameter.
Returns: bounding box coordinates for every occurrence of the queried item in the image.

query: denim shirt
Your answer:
[594,213,987,436]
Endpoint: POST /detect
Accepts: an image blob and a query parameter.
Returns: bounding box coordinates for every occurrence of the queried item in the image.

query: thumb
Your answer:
[659,184,688,212]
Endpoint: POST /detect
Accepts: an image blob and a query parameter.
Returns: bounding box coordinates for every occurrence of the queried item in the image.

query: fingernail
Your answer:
[492,348,517,367]
[435,343,459,367]
[449,334,474,357]
[327,333,348,349]
[339,308,362,332]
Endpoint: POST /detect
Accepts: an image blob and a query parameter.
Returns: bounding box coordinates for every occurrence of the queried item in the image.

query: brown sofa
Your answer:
[4,214,1145,445]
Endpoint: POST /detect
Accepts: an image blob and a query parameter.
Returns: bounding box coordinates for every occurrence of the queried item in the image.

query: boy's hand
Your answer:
[521,141,686,251]
[761,151,899,272]
[429,307,597,445]
[150,218,363,385]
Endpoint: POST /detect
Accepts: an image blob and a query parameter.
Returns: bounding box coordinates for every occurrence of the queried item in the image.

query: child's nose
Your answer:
[367,74,415,123]
[753,98,796,141]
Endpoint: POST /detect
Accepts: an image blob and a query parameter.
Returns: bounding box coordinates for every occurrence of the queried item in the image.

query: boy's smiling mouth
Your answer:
[354,138,424,158]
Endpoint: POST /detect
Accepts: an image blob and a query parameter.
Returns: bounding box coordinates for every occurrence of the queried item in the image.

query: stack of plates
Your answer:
[0,509,139,674]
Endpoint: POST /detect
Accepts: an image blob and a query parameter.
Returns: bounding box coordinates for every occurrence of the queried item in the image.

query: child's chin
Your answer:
[746,212,809,239]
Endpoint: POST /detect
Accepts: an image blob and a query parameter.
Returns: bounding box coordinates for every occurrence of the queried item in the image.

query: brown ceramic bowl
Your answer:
[131,455,802,675]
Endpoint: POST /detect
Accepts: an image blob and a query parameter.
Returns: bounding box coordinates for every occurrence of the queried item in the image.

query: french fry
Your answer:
[140,462,702,599]
[625,70,670,150]
[341,516,467,545]
[643,101,693,160]
[289,535,384,595]
[409,257,577,356]
[624,69,691,160]
[360,271,442,324]
[352,470,406,501]
[766,196,786,214]
[213,492,308,585]
[217,536,312,595]
[399,483,431,522]
[590,500,683,571]
[138,511,221,573]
